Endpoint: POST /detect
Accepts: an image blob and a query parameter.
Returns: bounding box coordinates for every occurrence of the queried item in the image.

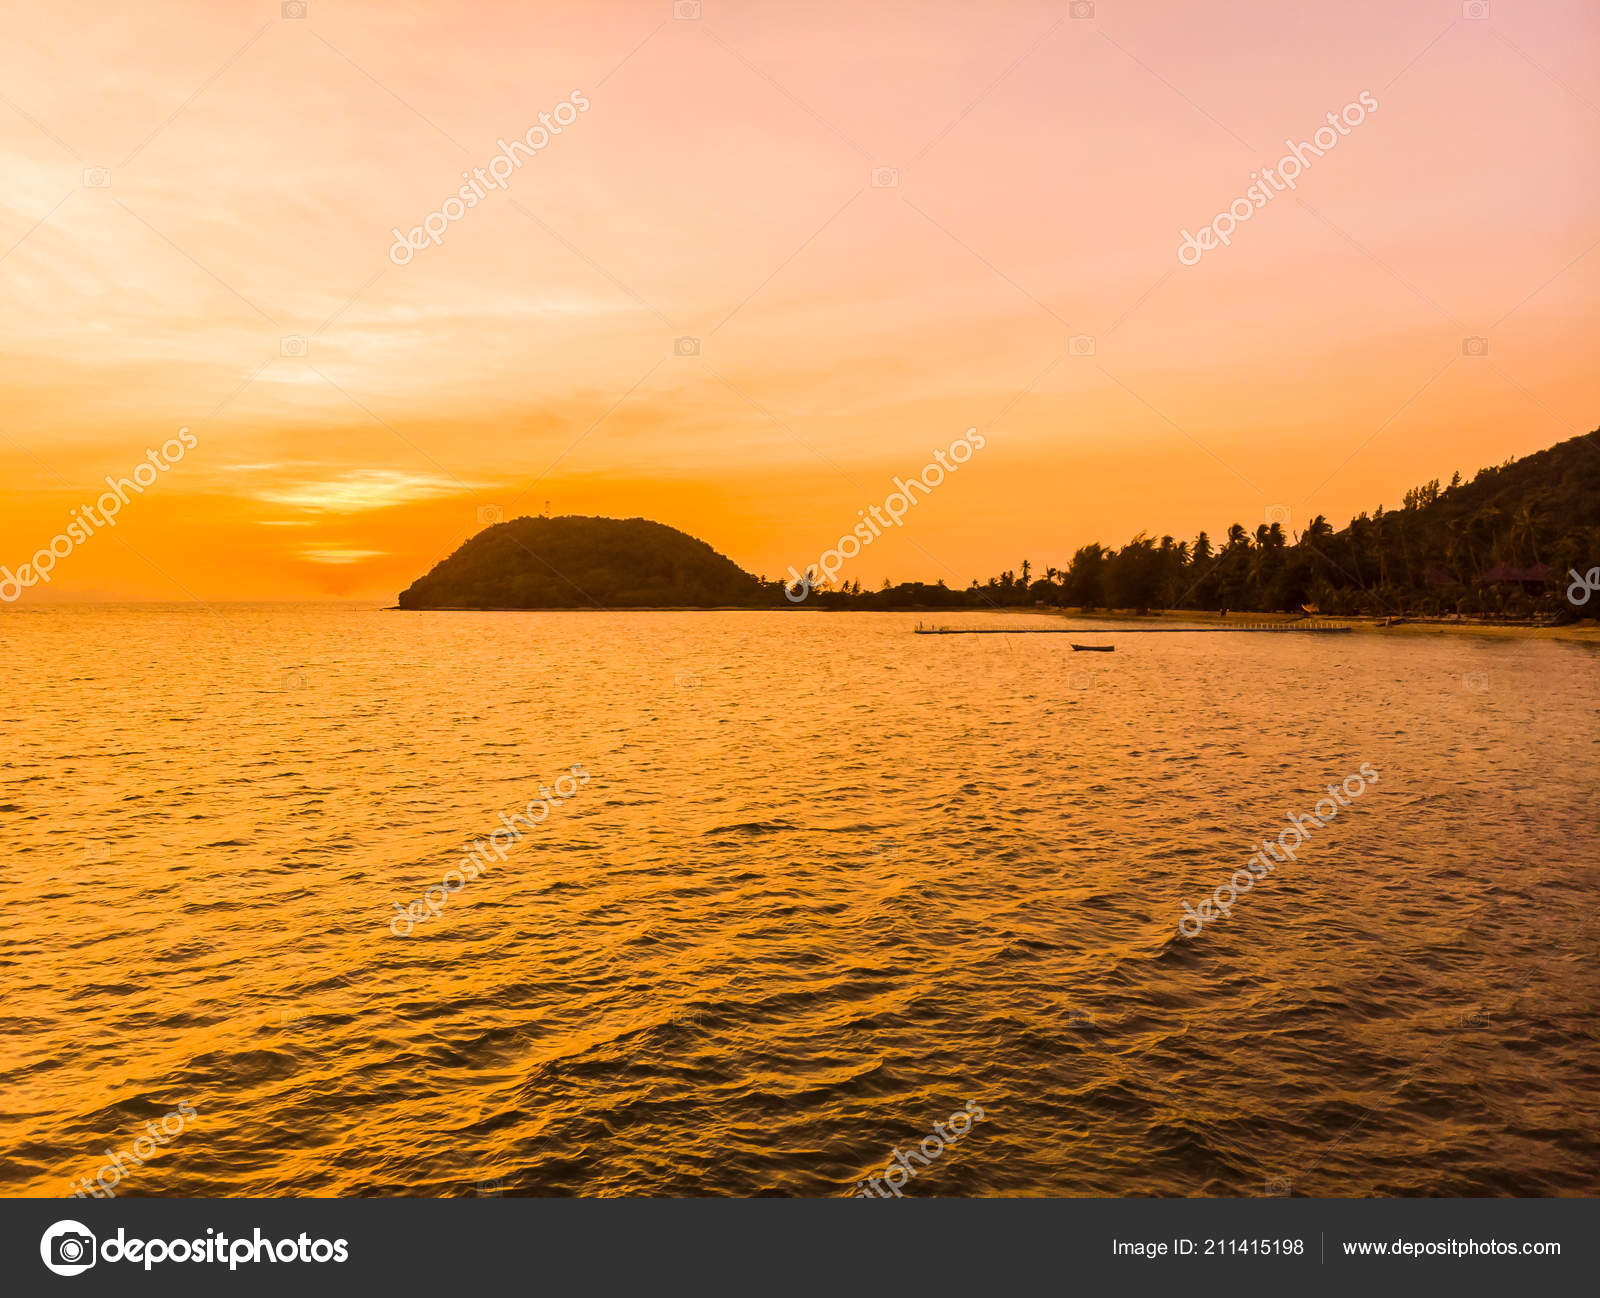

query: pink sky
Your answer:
[0,0,1595,600]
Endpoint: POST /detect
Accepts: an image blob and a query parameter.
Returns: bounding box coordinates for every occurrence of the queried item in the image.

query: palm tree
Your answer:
[1510,502,1543,565]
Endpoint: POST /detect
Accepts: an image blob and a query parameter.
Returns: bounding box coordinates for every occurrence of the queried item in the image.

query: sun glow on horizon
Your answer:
[0,0,1595,603]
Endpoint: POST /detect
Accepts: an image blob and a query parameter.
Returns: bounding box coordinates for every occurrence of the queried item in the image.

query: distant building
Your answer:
[1477,562,1550,592]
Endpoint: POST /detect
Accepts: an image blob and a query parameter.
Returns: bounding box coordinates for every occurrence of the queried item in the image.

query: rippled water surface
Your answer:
[3,605,1597,1197]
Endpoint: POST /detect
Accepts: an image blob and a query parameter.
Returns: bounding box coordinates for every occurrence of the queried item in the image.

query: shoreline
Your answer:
[383,603,1600,641]
[1030,607,1600,644]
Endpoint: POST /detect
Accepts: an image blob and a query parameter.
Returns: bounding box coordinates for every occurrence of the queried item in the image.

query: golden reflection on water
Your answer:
[2,606,1597,1196]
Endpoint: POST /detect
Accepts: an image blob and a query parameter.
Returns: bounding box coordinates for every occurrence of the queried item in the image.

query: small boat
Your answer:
[1070,643,1113,652]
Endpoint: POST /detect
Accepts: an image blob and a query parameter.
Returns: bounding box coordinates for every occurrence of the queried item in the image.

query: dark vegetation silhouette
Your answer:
[398,516,765,609]
[998,427,1600,620]
[400,429,1600,618]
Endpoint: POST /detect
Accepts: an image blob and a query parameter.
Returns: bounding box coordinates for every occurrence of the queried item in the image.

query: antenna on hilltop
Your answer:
[543,500,550,517]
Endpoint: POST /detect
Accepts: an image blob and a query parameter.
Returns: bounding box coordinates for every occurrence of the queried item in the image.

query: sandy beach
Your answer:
[1035,607,1600,645]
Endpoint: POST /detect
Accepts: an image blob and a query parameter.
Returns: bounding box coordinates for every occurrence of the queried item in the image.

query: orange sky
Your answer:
[1,0,1596,602]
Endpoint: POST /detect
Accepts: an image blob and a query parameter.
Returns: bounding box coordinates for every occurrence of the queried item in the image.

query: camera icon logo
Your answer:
[477,504,505,526]
[1069,334,1096,356]
[674,335,700,357]
[1264,504,1292,528]
[41,1221,97,1276]
[280,335,308,358]
[1264,1177,1292,1197]
[1462,0,1489,18]
[275,1003,313,1030]
[1462,671,1489,692]
[674,0,701,18]
[82,168,111,188]
[1461,335,1489,357]
[1070,0,1096,17]
[1065,1008,1094,1024]
[676,670,701,689]
[871,166,899,188]
[282,1,309,17]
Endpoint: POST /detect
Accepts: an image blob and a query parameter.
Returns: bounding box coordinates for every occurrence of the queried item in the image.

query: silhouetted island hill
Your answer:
[397,429,1600,616]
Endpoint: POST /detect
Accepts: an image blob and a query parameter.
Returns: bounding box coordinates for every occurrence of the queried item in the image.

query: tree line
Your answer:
[785,428,1600,619]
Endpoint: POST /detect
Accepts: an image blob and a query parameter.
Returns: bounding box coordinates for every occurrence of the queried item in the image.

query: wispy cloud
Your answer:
[255,470,468,514]
[300,546,387,565]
